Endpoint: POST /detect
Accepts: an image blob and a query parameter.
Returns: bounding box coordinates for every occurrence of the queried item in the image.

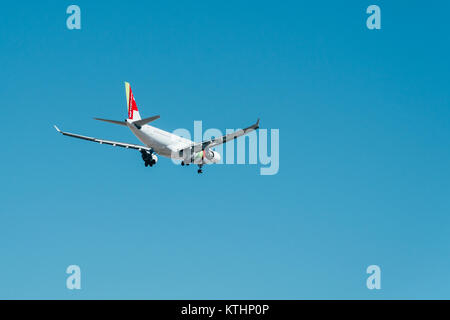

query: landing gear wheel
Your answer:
[197,169,202,174]
[141,149,158,168]
[181,161,185,166]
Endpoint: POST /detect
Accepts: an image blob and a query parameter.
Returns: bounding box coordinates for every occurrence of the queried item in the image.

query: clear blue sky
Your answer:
[1,1,449,299]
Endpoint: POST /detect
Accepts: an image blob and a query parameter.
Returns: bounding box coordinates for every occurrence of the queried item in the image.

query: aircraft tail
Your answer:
[125,82,141,121]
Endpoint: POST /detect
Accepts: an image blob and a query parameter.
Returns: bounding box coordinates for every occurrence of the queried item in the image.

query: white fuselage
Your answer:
[127,120,191,159]
[126,120,221,165]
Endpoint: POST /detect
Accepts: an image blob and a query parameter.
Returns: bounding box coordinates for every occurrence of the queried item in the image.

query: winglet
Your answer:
[54,125,61,133]
[255,118,260,129]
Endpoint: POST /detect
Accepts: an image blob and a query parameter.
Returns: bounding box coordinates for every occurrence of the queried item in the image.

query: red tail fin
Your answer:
[125,82,141,121]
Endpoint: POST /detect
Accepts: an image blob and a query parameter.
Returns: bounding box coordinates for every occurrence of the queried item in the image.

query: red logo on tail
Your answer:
[128,89,139,119]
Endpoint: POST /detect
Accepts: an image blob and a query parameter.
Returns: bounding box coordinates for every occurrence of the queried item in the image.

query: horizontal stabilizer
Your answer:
[94,118,127,126]
[133,115,160,127]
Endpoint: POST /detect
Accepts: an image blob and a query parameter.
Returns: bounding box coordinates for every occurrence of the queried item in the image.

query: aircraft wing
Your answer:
[182,119,260,152]
[54,125,152,151]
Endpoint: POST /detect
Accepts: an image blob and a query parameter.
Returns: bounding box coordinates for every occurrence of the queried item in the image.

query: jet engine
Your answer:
[202,149,221,164]
[182,149,221,166]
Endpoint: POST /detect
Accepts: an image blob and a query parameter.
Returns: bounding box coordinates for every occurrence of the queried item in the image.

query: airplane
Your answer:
[54,82,260,174]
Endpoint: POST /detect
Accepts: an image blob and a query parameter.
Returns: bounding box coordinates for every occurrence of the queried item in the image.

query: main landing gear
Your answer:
[141,149,156,167]
[197,164,203,174]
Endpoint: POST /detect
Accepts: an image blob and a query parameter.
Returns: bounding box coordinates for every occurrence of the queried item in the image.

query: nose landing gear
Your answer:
[180,160,201,173]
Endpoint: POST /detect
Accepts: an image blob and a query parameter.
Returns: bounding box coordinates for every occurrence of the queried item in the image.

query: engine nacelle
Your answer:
[183,149,221,164]
[202,150,221,164]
